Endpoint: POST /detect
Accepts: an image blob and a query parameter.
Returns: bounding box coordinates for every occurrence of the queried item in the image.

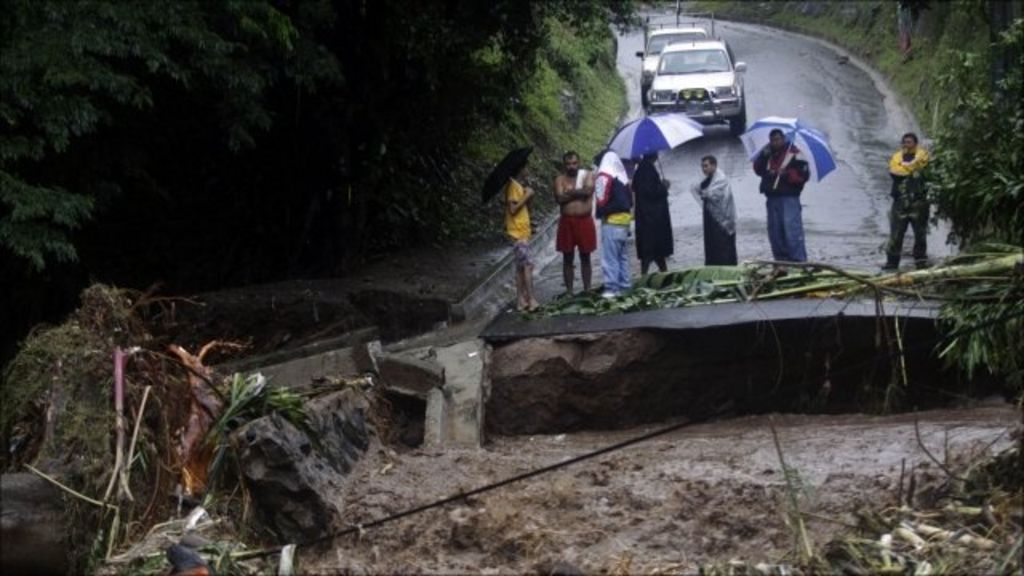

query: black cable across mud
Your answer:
[242,307,1024,558]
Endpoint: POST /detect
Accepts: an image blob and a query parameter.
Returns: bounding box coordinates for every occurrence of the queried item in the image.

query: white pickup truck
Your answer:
[636,26,710,109]
[646,39,748,136]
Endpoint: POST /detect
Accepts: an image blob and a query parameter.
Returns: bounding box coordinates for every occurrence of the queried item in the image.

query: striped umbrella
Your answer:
[740,117,837,182]
[606,113,705,160]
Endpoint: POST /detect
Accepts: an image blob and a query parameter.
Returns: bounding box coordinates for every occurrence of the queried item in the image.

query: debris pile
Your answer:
[537,247,1022,317]
[0,284,381,574]
[696,429,1023,575]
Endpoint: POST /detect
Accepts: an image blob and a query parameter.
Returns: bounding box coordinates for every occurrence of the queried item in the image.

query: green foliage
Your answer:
[205,372,309,492]
[209,372,309,442]
[937,246,1024,395]
[928,21,1024,394]
[0,0,299,270]
[403,14,628,246]
[0,0,634,277]
[0,175,92,269]
[535,265,868,317]
[930,19,1024,247]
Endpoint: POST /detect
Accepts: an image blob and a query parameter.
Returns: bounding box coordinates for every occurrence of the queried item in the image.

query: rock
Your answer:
[233,388,371,541]
[488,338,581,379]
[1,473,68,575]
[487,331,667,435]
[557,89,581,129]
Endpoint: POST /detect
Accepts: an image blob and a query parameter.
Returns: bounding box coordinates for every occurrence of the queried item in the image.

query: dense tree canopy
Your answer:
[0,0,635,367]
[1,0,634,275]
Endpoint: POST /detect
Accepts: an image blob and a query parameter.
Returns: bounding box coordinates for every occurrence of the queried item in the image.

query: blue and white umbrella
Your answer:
[740,116,837,182]
[607,113,704,160]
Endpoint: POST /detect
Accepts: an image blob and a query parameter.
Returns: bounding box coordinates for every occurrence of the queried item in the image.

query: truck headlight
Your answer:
[651,90,674,102]
[715,85,736,97]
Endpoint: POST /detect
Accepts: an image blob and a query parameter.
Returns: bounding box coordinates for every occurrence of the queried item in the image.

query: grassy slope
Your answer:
[691,0,991,134]
[469,18,625,175]
[456,18,627,240]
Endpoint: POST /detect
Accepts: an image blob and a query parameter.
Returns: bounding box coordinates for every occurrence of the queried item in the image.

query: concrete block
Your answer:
[352,340,382,374]
[423,388,446,447]
[258,346,359,390]
[377,350,444,399]
[432,339,486,448]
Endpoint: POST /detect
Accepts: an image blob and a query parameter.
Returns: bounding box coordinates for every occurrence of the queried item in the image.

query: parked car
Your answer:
[646,39,748,135]
[636,27,710,109]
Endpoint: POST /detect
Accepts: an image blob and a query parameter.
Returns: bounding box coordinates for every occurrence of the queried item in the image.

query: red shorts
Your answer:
[556,214,597,254]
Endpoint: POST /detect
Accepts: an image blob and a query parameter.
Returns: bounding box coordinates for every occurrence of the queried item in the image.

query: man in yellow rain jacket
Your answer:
[884,132,930,270]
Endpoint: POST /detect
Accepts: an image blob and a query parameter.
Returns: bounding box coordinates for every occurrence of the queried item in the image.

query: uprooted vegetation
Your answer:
[708,428,1023,576]
[531,245,1023,403]
[0,284,399,574]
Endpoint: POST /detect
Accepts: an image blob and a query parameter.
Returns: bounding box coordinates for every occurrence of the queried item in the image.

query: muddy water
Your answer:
[310,403,1018,574]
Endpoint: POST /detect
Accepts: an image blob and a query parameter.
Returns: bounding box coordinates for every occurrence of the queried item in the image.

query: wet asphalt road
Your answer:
[535,14,951,301]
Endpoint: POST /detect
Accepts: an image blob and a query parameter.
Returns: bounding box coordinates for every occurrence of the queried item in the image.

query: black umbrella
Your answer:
[481,146,533,203]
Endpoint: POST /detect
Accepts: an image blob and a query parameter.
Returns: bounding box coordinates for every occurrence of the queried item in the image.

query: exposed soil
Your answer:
[144,240,508,364]
[306,403,1019,574]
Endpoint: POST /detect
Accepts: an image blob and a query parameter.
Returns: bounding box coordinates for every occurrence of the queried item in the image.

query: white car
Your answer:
[635,27,710,109]
[646,40,748,135]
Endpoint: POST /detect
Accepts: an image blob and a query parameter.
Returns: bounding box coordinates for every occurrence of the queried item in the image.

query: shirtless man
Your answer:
[552,150,597,296]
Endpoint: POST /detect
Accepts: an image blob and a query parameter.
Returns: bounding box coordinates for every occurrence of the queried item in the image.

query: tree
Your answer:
[1,0,299,271]
[931,16,1024,393]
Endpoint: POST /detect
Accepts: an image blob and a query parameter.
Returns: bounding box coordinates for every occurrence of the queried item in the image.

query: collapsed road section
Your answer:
[481,298,962,435]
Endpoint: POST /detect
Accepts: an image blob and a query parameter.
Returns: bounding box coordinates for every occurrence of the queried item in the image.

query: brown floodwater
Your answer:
[307,401,1019,574]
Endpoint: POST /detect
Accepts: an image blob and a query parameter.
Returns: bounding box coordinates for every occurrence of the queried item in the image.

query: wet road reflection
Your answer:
[536,13,951,300]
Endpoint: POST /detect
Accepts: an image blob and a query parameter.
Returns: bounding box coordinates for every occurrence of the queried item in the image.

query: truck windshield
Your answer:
[658,49,730,74]
[647,32,707,55]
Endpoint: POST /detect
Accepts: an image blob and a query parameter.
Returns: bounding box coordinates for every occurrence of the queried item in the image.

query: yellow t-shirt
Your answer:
[505,179,531,241]
[595,173,632,226]
[605,212,633,226]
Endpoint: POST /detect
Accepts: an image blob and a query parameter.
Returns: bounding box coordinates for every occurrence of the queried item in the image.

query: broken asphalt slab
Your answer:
[480,298,942,342]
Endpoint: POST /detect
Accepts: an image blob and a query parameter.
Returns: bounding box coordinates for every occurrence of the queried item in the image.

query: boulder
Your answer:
[0,473,69,575]
[233,388,371,542]
[487,331,670,435]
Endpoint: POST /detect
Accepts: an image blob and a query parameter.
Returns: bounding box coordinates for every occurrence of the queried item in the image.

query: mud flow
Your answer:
[312,406,1018,574]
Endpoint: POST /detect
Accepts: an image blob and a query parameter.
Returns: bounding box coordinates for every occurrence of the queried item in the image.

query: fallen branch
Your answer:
[770,423,814,562]
[24,463,117,511]
[103,348,129,503]
[123,385,152,494]
[913,418,969,483]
